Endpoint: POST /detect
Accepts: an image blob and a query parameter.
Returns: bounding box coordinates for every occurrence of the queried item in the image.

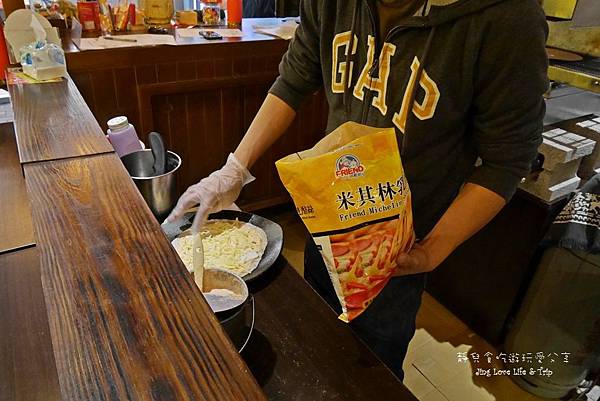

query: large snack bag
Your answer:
[276,122,415,322]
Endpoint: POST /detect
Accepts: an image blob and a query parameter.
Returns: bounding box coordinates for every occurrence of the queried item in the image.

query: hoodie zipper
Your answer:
[365,0,429,53]
[360,0,429,123]
[360,1,377,123]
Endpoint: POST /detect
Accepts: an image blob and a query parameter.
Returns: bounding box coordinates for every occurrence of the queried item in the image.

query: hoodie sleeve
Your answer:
[467,0,548,201]
[268,0,323,110]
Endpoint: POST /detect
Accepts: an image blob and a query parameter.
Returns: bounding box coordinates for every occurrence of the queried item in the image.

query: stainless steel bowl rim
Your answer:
[125,150,182,180]
[203,267,249,312]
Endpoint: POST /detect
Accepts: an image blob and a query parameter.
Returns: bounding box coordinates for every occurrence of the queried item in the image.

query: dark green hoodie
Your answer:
[270,0,548,239]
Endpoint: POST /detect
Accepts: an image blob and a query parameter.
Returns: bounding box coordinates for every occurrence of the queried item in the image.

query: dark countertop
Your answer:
[246,262,418,401]
[0,123,35,254]
[0,246,61,401]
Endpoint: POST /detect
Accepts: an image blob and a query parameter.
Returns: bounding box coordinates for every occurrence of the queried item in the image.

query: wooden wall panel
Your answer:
[72,67,140,133]
[66,39,328,210]
[89,69,120,130]
[69,71,96,116]
[238,83,272,207]
[177,61,198,81]
[136,64,158,85]
[197,59,217,79]
[149,84,327,210]
[114,67,140,128]
[157,63,177,83]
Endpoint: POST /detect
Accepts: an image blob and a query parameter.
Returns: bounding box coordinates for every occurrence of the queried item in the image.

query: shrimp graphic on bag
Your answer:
[276,122,415,322]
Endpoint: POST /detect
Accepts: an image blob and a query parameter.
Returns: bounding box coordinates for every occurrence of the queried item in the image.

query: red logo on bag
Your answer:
[335,155,365,178]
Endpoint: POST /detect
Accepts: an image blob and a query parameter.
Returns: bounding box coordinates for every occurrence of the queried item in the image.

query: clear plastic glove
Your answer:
[164,153,255,233]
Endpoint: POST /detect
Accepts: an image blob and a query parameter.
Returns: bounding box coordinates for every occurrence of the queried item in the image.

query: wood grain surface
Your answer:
[9,77,113,163]
[24,153,267,401]
[245,263,419,401]
[0,247,62,401]
[0,123,35,253]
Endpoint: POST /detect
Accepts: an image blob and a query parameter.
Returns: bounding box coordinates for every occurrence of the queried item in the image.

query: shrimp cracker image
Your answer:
[276,122,415,322]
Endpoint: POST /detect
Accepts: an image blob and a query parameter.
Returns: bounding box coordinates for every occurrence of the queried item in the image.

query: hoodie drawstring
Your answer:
[343,0,360,120]
[342,0,437,158]
[421,0,430,16]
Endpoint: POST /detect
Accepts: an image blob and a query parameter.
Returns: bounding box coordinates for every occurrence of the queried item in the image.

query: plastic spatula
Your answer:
[193,233,204,291]
[148,131,167,175]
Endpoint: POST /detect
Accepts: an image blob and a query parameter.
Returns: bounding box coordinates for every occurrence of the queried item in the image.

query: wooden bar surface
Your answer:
[66,18,286,56]
[23,152,267,401]
[9,77,113,164]
[245,263,419,401]
[0,123,35,254]
[0,247,61,401]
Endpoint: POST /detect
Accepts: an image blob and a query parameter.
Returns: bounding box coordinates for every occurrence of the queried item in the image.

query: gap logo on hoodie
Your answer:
[269,0,549,239]
[332,31,440,133]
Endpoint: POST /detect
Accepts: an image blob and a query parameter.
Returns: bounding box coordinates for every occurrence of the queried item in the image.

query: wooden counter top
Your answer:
[8,77,113,163]
[64,18,289,55]
[23,152,266,401]
[2,75,267,401]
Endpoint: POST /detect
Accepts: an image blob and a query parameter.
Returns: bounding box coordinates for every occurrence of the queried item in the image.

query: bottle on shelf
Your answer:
[227,0,241,28]
[200,0,222,25]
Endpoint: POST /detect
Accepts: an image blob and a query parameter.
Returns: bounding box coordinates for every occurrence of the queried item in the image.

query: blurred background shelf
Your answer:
[549,64,600,94]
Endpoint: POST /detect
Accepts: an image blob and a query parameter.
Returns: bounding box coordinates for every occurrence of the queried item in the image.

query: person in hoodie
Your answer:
[166,0,548,380]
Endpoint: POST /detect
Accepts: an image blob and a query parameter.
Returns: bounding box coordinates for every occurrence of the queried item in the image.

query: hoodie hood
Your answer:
[343,0,512,153]
[365,0,510,27]
[425,0,510,25]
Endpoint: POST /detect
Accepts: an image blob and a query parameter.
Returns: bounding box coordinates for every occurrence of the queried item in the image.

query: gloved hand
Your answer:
[164,153,255,233]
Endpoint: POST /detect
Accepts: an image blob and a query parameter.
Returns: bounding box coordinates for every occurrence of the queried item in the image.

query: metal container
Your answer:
[505,247,600,398]
[121,149,181,221]
[202,268,254,352]
[202,268,248,313]
[220,296,254,352]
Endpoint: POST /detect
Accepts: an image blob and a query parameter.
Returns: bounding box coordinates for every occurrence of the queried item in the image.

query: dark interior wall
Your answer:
[275,0,300,17]
[243,0,276,17]
[242,0,300,18]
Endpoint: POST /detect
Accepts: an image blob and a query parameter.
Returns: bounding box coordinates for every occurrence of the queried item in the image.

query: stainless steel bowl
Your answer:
[202,268,253,352]
[121,149,181,220]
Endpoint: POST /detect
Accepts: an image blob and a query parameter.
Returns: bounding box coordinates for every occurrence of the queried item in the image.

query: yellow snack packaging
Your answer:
[276,122,415,322]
